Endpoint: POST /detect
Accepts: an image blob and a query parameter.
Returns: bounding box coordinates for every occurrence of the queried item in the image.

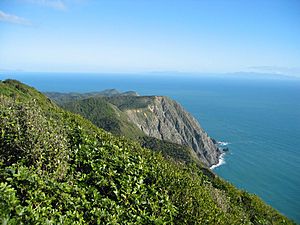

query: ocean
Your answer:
[1,72,299,222]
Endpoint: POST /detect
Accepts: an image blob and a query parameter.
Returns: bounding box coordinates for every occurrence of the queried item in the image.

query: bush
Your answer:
[0,80,295,224]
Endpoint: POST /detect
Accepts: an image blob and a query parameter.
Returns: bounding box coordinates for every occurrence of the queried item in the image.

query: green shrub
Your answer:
[0,80,295,224]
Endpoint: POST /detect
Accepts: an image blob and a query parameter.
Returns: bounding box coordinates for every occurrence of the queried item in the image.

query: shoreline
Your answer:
[210,152,226,170]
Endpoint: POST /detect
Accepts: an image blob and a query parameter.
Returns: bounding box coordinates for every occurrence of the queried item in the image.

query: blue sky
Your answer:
[0,0,299,75]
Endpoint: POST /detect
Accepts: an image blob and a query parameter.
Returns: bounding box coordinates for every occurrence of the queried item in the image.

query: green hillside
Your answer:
[0,80,295,224]
[45,89,139,106]
[62,97,144,139]
[60,95,203,166]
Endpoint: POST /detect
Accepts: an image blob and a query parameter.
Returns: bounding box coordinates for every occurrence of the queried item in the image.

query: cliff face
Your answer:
[123,96,221,167]
[47,90,221,167]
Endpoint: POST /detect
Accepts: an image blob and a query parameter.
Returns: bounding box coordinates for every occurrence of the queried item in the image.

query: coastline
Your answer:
[210,141,229,170]
[210,152,226,170]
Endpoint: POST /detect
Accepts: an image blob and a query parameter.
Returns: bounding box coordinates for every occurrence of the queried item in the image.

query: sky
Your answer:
[0,0,300,76]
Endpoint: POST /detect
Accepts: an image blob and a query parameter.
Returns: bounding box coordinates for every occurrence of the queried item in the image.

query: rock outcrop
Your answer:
[46,89,221,167]
[123,96,221,167]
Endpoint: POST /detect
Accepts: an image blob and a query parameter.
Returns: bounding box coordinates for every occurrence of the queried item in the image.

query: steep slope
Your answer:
[62,97,144,139]
[0,80,295,224]
[116,96,221,166]
[61,96,203,166]
[52,92,221,167]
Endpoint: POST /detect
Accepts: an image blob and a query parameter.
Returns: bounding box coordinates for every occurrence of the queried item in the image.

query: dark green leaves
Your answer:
[0,80,295,225]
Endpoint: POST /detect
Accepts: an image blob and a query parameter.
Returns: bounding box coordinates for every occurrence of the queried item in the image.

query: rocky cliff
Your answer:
[122,96,221,167]
[47,91,222,167]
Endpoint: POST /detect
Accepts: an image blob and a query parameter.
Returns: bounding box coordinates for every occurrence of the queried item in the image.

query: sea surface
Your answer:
[1,72,299,223]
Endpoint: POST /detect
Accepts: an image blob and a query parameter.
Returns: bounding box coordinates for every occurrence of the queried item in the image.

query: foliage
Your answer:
[104,96,155,110]
[0,80,295,224]
[62,97,144,139]
[45,89,138,105]
[138,136,202,165]
[60,95,203,166]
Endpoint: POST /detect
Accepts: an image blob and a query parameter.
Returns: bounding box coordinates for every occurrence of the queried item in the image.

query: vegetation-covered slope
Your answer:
[51,93,220,167]
[0,80,295,224]
[45,89,139,106]
[62,97,144,139]
[61,95,203,166]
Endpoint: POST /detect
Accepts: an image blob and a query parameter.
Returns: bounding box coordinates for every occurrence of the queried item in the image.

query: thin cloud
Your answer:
[27,0,67,10]
[0,10,31,26]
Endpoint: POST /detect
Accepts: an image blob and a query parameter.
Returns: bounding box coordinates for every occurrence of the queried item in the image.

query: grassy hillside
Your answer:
[104,95,155,110]
[138,136,202,165]
[0,80,295,224]
[45,89,139,105]
[62,97,144,139]
[59,94,202,166]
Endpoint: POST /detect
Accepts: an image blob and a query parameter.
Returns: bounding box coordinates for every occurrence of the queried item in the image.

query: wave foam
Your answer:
[217,141,230,146]
[210,153,226,170]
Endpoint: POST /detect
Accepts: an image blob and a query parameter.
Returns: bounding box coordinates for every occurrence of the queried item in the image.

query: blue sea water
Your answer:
[1,72,300,223]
